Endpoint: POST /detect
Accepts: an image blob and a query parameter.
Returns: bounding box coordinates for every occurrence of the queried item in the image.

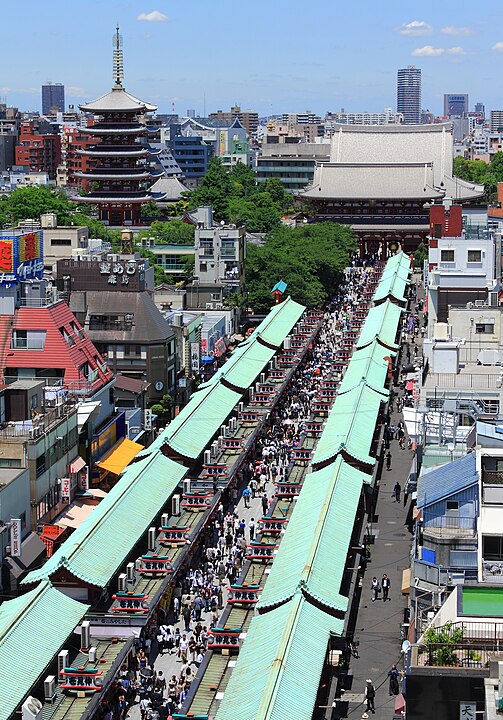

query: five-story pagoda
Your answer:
[75,28,164,226]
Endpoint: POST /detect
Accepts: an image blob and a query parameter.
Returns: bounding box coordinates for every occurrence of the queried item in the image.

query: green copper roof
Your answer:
[258,456,368,613]
[215,594,343,720]
[202,340,276,392]
[356,300,403,351]
[245,296,305,347]
[340,341,394,395]
[374,253,411,305]
[161,382,242,459]
[0,581,88,720]
[23,453,186,588]
[313,382,385,468]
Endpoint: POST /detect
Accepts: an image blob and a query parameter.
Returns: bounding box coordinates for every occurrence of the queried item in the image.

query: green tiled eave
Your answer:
[257,457,368,613]
[312,383,385,467]
[355,300,403,352]
[0,580,88,720]
[22,453,186,588]
[161,382,242,459]
[339,341,394,395]
[215,594,343,720]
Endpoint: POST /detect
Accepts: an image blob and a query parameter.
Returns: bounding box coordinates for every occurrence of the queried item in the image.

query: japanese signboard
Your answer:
[10,518,21,557]
[190,342,200,372]
[0,232,44,286]
[78,466,89,493]
[459,703,476,720]
[61,477,71,503]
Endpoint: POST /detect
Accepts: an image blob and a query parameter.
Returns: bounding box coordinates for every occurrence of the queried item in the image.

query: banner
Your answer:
[78,466,89,493]
[61,477,71,503]
[190,342,200,372]
[10,518,21,557]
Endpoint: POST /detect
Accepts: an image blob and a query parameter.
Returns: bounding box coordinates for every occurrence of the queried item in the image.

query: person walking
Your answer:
[381,574,391,601]
[393,481,401,503]
[242,486,251,508]
[388,664,400,695]
[365,679,376,713]
[371,576,380,602]
[386,450,392,471]
[249,518,256,541]
[261,494,269,515]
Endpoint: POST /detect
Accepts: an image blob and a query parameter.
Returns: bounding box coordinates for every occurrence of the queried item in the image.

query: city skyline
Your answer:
[2,0,503,116]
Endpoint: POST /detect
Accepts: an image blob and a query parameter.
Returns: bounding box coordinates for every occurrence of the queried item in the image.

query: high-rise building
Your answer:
[397,65,421,125]
[490,110,503,133]
[475,102,485,119]
[42,82,65,115]
[443,94,468,117]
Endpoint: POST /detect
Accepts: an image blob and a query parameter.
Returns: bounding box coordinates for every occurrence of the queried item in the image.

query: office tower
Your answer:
[42,82,65,115]
[397,66,421,125]
[475,102,485,119]
[491,110,503,133]
[443,94,468,117]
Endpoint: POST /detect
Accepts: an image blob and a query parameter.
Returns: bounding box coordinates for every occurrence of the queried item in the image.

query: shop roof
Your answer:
[417,452,478,509]
[22,452,186,588]
[0,580,88,720]
[355,301,403,351]
[215,594,343,720]
[257,456,368,613]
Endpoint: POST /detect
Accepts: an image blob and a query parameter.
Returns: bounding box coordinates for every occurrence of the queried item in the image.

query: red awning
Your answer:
[70,456,86,474]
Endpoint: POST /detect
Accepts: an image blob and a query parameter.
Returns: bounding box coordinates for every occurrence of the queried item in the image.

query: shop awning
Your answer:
[56,500,99,530]
[96,438,144,476]
[77,401,101,432]
[70,456,86,474]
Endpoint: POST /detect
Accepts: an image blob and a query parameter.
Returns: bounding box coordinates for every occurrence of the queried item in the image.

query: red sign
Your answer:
[61,477,71,503]
[0,240,13,272]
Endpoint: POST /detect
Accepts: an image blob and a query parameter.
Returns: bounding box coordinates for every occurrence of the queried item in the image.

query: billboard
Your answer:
[0,231,44,286]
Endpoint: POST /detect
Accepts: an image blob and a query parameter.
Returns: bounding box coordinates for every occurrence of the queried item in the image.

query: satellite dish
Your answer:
[401,640,411,654]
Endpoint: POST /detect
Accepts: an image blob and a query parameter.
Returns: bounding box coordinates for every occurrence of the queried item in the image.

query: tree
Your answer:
[245,222,357,312]
[137,219,195,246]
[414,242,428,269]
[151,393,172,418]
[228,162,257,197]
[188,158,232,219]
[140,202,163,219]
[423,622,464,666]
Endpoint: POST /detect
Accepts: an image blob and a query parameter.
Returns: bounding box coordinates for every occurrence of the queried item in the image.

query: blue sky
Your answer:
[2,0,503,117]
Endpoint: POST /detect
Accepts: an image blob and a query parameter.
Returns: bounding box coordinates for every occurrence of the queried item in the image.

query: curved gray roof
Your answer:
[80,87,157,113]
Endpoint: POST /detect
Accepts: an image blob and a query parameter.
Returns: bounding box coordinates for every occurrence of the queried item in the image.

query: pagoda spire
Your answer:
[113,25,124,88]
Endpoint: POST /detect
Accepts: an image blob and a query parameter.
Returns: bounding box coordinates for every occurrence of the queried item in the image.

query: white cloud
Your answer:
[137,10,168,22]
[399,20,432,36]
[411,45,445,57]
[492,41,503,52]
[441,25,471,36]
[447,46,468,56]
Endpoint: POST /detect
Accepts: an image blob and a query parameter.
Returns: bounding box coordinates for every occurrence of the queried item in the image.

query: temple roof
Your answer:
[298,123,484,202]
[80,87,157,113]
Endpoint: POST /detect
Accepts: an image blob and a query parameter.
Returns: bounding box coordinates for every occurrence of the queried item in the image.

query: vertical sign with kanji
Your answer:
[191,342,200,372]
[459,702,476,720]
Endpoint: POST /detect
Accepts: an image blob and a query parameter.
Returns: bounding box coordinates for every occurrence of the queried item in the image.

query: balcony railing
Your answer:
[482,469,503,485]
[0,402,76,440]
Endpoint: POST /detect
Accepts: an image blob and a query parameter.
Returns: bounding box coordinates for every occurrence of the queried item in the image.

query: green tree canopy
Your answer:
[136,219,195,246]
[453,152,503,201]
[245,222,357,312]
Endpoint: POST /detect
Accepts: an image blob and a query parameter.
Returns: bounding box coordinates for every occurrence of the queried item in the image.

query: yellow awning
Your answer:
[96,438,144,476]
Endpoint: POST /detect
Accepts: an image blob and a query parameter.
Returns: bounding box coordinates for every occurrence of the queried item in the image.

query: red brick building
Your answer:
[15,120,61,179]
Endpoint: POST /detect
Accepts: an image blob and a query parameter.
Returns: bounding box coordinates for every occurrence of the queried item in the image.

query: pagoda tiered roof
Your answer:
[80,87,156,114]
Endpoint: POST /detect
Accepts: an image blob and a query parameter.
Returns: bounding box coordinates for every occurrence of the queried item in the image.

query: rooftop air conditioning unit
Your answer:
[58,650,69,681]
[183,479,191,494]
[171,494,181,516]
[220,424,228,438]
[260,373,266,384]
[88,647,97,663]
[238,402,244,413]
[204,450,211,465]
[283,336,291,350]
[22,697,43,720]
[44,676,56,703]
[126,562,135,583]
[229,417,237,432]
[118,573,127,592]
[475,299,485,307]
[206,303,214,310]
[211,440,219,458]
[148,527,156,552]
[80,620,91,652]
[161,513,169,526]
[214,303,223,310]
[489,291,499,307]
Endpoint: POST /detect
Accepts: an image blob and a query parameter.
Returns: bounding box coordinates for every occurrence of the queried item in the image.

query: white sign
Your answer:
[459,702,476,720]
[61,477,71,503]
[10,518,21,557]
[191,342,200,372]
[144,409,153,431]
[78,465,89,493]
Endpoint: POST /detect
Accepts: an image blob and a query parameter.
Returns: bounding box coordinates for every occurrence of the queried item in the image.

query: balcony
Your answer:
[413,621,503,669]
[0,401,76,441]
[422,515,477,539]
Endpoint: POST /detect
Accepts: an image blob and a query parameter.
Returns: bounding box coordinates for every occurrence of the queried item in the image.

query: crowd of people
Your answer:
[97,262,389,720]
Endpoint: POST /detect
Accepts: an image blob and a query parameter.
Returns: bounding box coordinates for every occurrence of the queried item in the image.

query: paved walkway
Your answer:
[127,487,268,719]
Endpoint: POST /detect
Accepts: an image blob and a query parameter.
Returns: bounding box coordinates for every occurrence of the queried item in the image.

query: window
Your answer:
[446,501,459,511]
[441,249,455,262]
[50,238,72,246]
[475,323,494,334]
[11,330,46,350]
[467,249,482,263]
[483,535,503,561]
[0,458,22,468]
[59,326,74,346]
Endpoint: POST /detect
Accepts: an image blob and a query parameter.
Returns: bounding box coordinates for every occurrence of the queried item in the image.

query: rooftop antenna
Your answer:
[113,25,124,88]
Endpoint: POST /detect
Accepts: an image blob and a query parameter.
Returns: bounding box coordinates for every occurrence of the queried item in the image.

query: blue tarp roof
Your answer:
[417,452,478,508]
